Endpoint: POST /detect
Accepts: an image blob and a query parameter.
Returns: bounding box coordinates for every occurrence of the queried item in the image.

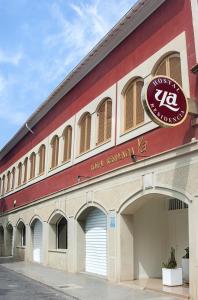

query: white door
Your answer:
[85,208,107,276]
[33,220,43,263]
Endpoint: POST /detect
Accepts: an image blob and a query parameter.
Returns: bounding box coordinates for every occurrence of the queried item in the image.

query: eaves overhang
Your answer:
[0,0,166,161]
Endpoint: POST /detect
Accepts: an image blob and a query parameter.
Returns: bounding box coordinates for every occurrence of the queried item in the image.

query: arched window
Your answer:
[18,163,22,186]
[63,126,72,162]
[23,157,28,183]
[124,78,144,132]
[57,217,67,249]
[29,152,36,179]
[97,99,112,144]
[38,144,46,175]
[51,135,59,168]
[154,53,182,86]
[11,167,15,190]
[2,175,5,194]
[79,113,91,154]
[21,224,26,246]
[16,221,26,247]
[6,171,11,192]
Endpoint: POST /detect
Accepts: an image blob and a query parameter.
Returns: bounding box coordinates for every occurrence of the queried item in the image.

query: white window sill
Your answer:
[48,249,67,254]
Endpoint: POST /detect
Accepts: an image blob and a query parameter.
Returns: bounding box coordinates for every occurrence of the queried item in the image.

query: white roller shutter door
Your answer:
[85,208,107,276]
[33,220,43,263]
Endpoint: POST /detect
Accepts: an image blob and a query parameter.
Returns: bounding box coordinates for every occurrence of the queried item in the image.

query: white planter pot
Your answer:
[182,258,189,283]
[162,268,183,286]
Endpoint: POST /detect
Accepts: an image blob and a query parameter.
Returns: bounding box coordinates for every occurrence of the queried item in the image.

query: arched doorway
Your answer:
[119,193,189,283]
[77,206,107,276]
[0,226,4,256]
[6,223,13,256]
[31,218,43,263]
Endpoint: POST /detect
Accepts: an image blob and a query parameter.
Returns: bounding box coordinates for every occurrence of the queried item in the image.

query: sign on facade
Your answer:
[142,76,188,127]
[109,211,116,229]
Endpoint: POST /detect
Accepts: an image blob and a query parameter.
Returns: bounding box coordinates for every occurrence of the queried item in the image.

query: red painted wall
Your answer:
[0,0,197,212]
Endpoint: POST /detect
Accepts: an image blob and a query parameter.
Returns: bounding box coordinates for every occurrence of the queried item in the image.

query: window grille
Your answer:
[155,53,182,86]
[124,78,144,132]
[168,198,188,210]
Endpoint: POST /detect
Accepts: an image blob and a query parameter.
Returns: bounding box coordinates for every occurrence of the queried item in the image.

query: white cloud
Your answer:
[0,49,23,66]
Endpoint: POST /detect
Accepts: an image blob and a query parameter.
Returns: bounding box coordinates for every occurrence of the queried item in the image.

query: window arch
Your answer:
[18,162,22,186]
[51,135,59,168]
[6,171,11,192]
[49,213,68,250]
[29,152,36,179]
[154,53,182,86]
[63,126,72,162]
[123,78,144,132]
[57,217,67,249]
[79,113,91,154]
[38,144,46,175]
[23,157,28,183]
[2,175,5,195]
[11,167,15,190]
[16,221,26,247]
[97,99,112,145]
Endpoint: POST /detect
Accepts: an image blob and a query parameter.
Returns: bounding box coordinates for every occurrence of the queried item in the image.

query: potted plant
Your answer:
[182,247,189,283]
[162,247,183,286]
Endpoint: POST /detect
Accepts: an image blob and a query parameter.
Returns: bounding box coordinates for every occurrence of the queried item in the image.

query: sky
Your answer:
[0,0,136,149]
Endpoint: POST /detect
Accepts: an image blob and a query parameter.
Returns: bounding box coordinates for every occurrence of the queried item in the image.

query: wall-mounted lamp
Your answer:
[13,200,16,208]
[77,175,91,182]
[191,63,198,74]
[131,153,148,163]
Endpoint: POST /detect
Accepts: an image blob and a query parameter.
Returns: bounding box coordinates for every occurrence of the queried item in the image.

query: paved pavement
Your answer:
[0,265,76,300]
[0,260,183,300]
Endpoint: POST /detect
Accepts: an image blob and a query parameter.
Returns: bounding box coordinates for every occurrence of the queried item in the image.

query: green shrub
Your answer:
[162,247,177,269]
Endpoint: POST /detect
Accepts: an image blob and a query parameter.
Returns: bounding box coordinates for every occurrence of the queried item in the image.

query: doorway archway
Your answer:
[76,205,107,276]
[119,191,190,282]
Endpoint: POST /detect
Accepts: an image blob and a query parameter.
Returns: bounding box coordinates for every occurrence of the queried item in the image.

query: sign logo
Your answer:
[142,76,188,127]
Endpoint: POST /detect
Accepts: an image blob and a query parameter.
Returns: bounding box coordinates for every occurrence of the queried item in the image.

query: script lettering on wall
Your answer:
[90,136,148,171]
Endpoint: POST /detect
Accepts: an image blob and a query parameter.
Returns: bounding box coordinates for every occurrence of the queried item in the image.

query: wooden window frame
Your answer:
[18,163,22,186]
[123,78,144,132]
[29,152,36,179]
[2,175,5,195]
[79,113,91,154]
[51,136,59,169]
[38,145,46,175]
[11,167,15,190]
[63,126,72,163]
[6,171,11,192]
[23,158,28,183]
[154,53,182,86]
[97,99,112,145]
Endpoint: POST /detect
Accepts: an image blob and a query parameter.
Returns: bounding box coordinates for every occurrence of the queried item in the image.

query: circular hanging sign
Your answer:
[142,76,188,127]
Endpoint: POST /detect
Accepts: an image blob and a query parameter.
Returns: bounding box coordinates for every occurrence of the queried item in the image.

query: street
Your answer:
[0,265,77,300]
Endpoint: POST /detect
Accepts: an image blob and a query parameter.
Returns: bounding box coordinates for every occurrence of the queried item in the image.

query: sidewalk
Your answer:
[0,259,182,300]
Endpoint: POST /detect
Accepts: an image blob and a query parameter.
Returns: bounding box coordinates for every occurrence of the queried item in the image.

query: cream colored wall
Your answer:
[48,250,67,271]
[167,209,189,266]
[15,247,25,260]
[133,198,168,279]
[0,140,197,297]
[133,198,188,279]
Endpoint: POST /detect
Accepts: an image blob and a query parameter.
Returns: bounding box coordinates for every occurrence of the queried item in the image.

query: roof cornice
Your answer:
[0,0,166,161]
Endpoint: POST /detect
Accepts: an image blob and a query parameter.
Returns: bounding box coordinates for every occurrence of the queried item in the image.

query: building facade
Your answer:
[0,0,198,298]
